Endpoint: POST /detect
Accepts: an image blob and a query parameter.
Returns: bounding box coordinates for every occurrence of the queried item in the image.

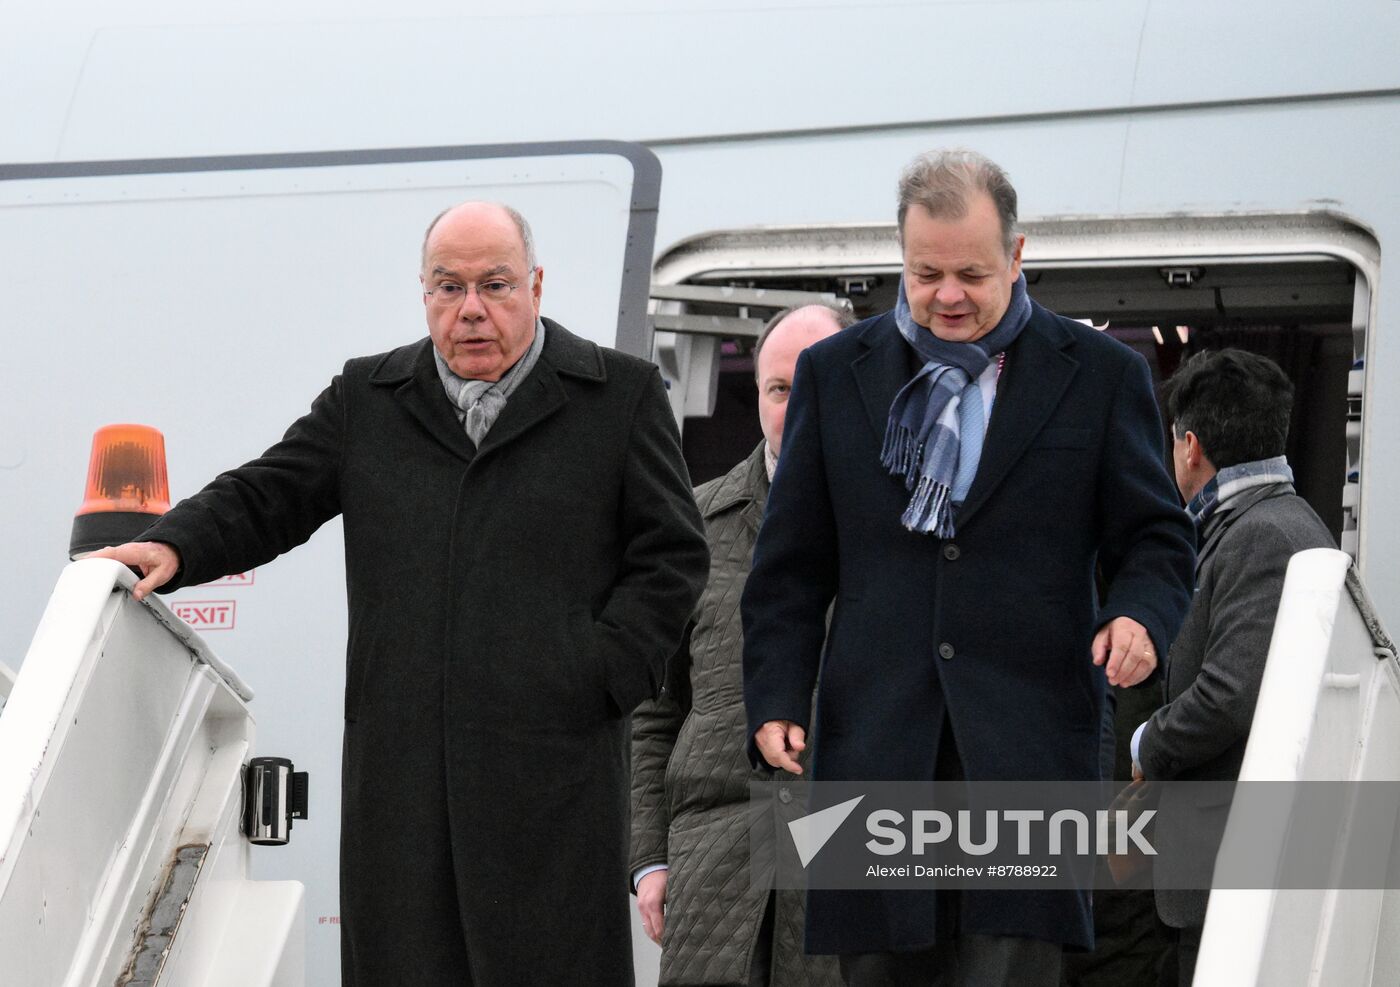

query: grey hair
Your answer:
[421,202,539,273]
[896,149,1019,256]
[753,303,856,381]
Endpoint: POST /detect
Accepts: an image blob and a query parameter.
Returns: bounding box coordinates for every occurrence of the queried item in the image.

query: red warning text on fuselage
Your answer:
[173,600,237,630]
[198,571,255,587]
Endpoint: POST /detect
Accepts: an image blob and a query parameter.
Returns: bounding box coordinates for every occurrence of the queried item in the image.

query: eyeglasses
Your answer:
[423,276,529,308]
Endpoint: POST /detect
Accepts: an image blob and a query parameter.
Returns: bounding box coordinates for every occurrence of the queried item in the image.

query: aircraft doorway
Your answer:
[651,213,1376,559]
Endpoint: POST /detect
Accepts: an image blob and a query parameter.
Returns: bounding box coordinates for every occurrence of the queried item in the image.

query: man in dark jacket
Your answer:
[1132,348,1335,986]
[631,303,850,987]
[93,202,709,986]
[742,150,1196,985]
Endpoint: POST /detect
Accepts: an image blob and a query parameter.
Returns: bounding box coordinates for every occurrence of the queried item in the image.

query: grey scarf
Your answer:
[434,319,546,445]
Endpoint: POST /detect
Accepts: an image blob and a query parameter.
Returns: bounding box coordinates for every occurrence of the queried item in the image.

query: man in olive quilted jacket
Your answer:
[630,304,851,987]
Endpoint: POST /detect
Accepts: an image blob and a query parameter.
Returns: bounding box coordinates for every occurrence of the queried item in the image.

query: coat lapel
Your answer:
[851,313,908,446]
[848,308,1080,529]
[705,442,770,538]
[370,339,476,463]
[1196,482,1294,576]
[367,320,608,465]
[956,305,1079,527]
[474,318,606,459]
[474,363,568,458]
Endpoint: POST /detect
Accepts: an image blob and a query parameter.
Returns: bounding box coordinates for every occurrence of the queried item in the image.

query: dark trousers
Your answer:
[1160,924,1201,987]
[835,720,1064,986]
[839,934,1063,987]
[747,891,776,986]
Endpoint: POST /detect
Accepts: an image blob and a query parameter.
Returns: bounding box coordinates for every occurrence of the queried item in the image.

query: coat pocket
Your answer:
[567,605,613,719]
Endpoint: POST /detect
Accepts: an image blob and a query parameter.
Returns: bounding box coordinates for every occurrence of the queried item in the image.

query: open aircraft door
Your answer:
[0,142,661,985]
[1197,549,1400,985]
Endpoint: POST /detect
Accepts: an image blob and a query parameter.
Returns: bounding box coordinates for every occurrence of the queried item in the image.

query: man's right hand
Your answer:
[636,869,667,945]
[88,541,181,601]
[754,720,806,774]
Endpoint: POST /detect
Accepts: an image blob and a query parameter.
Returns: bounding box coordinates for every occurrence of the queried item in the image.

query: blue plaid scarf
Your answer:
[882,272,1030,536]
[1185,455,1294,527]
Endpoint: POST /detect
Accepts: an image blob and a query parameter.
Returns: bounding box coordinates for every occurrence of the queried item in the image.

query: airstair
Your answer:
[3,551,1396,985]
[0,559,304,986]
[1197,549,1400,985]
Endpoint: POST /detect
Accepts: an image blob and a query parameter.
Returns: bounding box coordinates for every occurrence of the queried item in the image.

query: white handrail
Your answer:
[0,558,299,987]
[1196,549,1400,986]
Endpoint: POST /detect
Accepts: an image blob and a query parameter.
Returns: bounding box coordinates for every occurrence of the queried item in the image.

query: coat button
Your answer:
[938,643,955,660]
[778,786,793,804]
[943,543,961,561]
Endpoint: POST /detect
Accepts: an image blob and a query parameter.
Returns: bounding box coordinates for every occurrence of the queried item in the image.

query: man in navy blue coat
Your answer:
[741,150,1195,985]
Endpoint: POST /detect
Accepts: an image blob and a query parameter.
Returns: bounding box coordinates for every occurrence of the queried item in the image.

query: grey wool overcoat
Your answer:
[631,442,842,987]
[142,320,709,985]
[1139,481,1334,928]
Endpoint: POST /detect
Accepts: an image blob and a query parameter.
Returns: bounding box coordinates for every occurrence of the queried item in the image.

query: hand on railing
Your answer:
[87,542,181,601]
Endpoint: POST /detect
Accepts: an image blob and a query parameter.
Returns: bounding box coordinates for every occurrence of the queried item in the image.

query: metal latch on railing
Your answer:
[243,757,309,847]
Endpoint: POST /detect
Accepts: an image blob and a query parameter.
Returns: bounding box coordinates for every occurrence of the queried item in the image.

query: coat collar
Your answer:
[1196,481,1296,576]
[850,302,1079,529]
[702,441,769,524]
[367,317,607,463]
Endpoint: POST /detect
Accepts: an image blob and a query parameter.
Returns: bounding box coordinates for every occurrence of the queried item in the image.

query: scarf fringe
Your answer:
[901,475,956,537]
[881,421,925,483]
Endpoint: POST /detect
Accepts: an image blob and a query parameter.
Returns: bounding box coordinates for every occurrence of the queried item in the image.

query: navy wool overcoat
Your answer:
[742,304,1195,954]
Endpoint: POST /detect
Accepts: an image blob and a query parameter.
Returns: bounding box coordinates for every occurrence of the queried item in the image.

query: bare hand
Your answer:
[1132,761,1144,782]
[636,869,667,945]
[754,720,806,774]
[88,541,181,601]
[1092,616,1157,687]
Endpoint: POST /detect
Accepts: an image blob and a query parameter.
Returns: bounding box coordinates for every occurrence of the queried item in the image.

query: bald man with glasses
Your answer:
[95,201,708,986]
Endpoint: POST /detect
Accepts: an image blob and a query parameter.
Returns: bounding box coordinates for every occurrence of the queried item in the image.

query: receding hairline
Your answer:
[753,303,854,381]
[421,201,538,271]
